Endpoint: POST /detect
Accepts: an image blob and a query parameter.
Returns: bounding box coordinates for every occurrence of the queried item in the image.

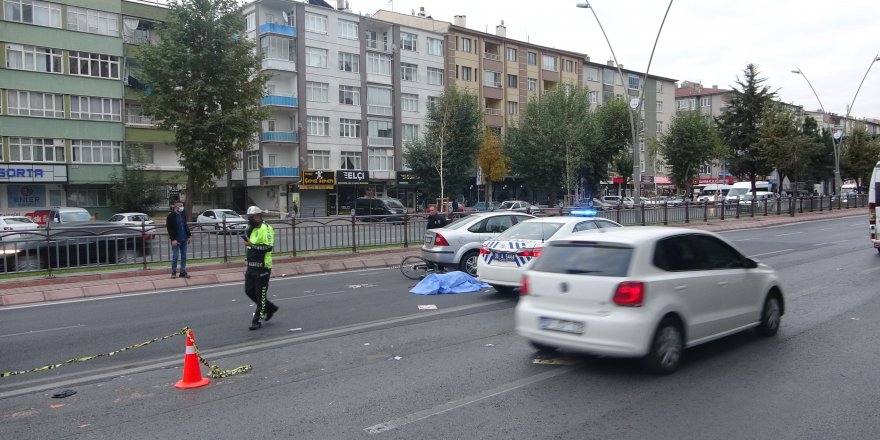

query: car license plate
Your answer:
[539,317,585,334]
[494,252,511,261]
[424,235,433,246]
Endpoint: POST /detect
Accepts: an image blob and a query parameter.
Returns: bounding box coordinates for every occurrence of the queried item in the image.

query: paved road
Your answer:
[1,216,879,439]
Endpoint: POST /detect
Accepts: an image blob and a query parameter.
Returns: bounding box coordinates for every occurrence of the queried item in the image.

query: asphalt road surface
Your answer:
[1,216,878,439]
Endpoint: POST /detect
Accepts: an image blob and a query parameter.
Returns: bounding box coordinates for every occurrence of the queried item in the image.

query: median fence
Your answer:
[0,194,867,276]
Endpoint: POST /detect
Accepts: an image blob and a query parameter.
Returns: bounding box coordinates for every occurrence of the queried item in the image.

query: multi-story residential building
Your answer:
[674,81,735,184]
[239,0,445,216]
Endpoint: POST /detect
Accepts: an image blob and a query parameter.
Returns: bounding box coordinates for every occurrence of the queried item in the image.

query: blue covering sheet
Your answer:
[409,271,491,295]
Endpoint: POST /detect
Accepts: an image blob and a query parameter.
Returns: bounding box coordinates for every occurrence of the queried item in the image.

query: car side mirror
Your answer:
[743,258,759,269]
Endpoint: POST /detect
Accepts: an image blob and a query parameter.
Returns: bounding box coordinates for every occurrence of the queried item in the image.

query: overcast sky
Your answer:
[349,0,880,121]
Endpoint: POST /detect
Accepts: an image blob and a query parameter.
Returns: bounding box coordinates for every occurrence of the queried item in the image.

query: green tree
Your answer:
[136,0,268,215]
[716,63,776,194]
[476,128,508,202]
[592,99,634,191]
[108,146,167,214]
[801,118,835,192]
[657,110,723,195]
[759,104,821,194]
[841,124,880,187]
[612,150,633,196]
[403,85,483,207]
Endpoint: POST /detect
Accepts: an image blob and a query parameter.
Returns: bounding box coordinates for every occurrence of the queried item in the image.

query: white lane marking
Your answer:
[775,232,803,237]
[734,237,758,242]
[750,249,794,258]
[813,240,850,247]
[273,291,345,302]
[859,266,880,275]
[0,324,84,339]
[364,366,576,434]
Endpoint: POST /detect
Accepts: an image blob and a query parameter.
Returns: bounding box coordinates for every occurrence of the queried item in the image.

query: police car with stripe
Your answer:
[477,210,623,293]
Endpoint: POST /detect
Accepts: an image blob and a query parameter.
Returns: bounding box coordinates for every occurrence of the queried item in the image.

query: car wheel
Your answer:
[641,317,684,374]
[490,284,515,294]
[756,293,782,337]
[15,254,41,272]
[115,249,139,265]
[459,250,479,276]
[530,341,557,352]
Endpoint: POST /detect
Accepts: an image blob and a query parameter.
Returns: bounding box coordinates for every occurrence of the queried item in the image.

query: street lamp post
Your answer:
[577,1,674,204]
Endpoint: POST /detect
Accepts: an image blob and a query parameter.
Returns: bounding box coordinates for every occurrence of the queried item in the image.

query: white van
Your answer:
[697,184,731,204]
[868,161,880,254]
[725,181,771,203]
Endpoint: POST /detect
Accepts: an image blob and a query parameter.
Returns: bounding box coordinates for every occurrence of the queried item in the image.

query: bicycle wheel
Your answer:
[400,255,429,280]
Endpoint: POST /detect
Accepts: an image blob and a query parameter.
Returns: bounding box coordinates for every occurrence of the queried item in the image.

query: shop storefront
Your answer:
[387,171,420,212]
[299,170,334,217]
[0,164,68,214]
[331,170,370,215]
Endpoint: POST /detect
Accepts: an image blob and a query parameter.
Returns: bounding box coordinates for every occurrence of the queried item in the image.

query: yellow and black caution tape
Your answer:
[1,326,251,380]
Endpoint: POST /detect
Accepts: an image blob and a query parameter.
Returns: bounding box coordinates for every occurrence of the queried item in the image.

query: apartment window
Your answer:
[402,124,419,143]
[67,7,119,36]
[9,137,64,162]
[461,66,472,81]
[4,0,61,27]
[401,93,419,112]
[66,187,109,207]
[460,37,472,53]
[339,85,360,105]
[483,71,501,88]
[656,161,665,173]
[305,13,327,33]
[586,67,599,82]
[340,151,361,170]
[527,78,537,92]
[700,164,712,174]
[70,96,122,121]
[656,82,663,94]
[306,81,329,103]
[507,74,518,88]
[656,101,663,113]
[69,51,120,79]
[701,97,710,107]
[427,67,443,85]
[367,86,392,116]
[246,151,259,171]
[308,150,330,169]
[507,47,517,62]
[368,148,393,171]
[307,116,330,136]
[368,120,393,146]
[507,101,518,115]
[364,30,379,49]
[305,47,328,68]
[677,99,689,110]
[264,119,276,132]
[640,160,646,173]
[401,32,417,51]
[603,91,614,103]
[427,37,442,56]
[401,62,418,82]
[588,91,599,104]
[339,118,361,138]
[338,19,358,40]
[366,52,391,75]
[564,59,574,73]
[71,140,121,164]
[656,121,663,133]
[527,52,537,65]
[261,36,295,61]
[338,51,359,72]
[542,55,557,71]
[603,69,614,85]
[6,90,63,118]
[639,138,646,151]
[427,96,440,110]
[628,74,640,90]
[5,44,62,73]
[127,144,154,164]
[245,12,255,32]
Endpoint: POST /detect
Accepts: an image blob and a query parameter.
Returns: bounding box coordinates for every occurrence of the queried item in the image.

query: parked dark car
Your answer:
[354,197,407,221]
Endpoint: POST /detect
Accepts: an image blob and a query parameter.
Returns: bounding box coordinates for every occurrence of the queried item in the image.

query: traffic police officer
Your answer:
[243,206,279,330]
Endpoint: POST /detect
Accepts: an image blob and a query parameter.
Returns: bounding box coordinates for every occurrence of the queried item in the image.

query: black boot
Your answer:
[265,304,279,321]
[249,321,262,331]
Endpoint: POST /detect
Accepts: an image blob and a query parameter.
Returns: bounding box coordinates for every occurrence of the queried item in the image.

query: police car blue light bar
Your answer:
[570,209,598,217]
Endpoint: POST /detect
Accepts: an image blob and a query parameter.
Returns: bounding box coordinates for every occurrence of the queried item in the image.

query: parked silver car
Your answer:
[498,200,541,213]
[422,212,534,275]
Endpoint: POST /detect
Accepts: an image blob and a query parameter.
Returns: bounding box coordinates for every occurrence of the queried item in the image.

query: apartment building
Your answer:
[674,81,735,184]
[241,0,444,216]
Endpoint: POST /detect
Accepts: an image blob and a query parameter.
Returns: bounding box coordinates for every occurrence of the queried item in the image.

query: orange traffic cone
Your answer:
[174,329,210,389]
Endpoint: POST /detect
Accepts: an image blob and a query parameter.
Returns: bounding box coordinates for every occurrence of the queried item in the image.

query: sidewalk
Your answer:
[0,208,864,307]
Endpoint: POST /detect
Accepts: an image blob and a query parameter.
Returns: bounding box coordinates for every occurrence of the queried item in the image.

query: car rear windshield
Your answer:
[499,201,516,209]
[441,215,475,230]
[496,222,563,241]
[531,242,633,277]
[219,211,242,219]
[4,217,34,224]
[61,212,92,222]
[384,199,405,209]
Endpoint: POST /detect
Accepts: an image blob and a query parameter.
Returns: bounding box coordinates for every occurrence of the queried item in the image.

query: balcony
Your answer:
[368,137,393,147]
[261,95,298,107]
[484,108,501,116]
[365,39,391,52]
[483,52,500,61]
[262,131,298,143]
[483,80,502,88]
[125,114,158,127]
[262,167,300,178]
[262,58,296,72]
[367,105,393,116]
[259,23,296,37]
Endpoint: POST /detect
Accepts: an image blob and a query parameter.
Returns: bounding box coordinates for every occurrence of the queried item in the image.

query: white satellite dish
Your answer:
[833,130,843,140]
[282,11,289,23]
[629,97,640,109]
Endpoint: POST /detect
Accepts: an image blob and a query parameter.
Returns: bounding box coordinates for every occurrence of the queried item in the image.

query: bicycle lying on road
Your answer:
[399,255,446,280]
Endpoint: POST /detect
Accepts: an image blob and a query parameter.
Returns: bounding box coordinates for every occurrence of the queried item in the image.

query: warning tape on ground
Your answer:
[0,326,252,379]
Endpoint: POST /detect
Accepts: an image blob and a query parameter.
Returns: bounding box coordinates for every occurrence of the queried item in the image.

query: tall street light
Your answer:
[577,1,674,204]
[791,67,840,194]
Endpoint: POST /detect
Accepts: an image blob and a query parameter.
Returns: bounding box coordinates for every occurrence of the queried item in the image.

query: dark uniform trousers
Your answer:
[245,267,275,322]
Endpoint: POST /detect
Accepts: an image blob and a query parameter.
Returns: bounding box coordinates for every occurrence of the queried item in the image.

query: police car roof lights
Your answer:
[570,208,598,217]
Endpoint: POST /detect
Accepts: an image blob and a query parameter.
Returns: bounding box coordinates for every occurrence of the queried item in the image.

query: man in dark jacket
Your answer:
[166,200,192,279]
[426,206,451,229]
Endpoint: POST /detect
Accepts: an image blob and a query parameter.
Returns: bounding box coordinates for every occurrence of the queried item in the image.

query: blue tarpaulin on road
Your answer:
[409,271,490,295]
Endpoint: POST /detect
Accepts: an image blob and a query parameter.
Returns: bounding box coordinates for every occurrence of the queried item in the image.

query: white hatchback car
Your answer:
[515,227,785,374]
[0,216,39,241]
[477,216,623,293]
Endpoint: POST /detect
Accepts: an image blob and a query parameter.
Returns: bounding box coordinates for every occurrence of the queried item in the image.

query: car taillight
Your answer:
[516,247,543,258]
[613,281,645,307]
[479,246,490,255]
[520,275,530,296]
[433,233,450,246]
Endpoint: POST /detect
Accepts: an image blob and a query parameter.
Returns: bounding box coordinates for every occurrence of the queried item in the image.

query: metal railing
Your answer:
[483,52,500,61]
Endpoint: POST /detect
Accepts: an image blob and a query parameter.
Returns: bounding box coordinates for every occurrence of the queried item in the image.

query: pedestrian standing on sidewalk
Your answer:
[243,205,278,330]
[165,200,191,279]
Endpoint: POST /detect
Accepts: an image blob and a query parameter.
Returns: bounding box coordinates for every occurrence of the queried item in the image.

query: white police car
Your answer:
[477,211,623,293]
